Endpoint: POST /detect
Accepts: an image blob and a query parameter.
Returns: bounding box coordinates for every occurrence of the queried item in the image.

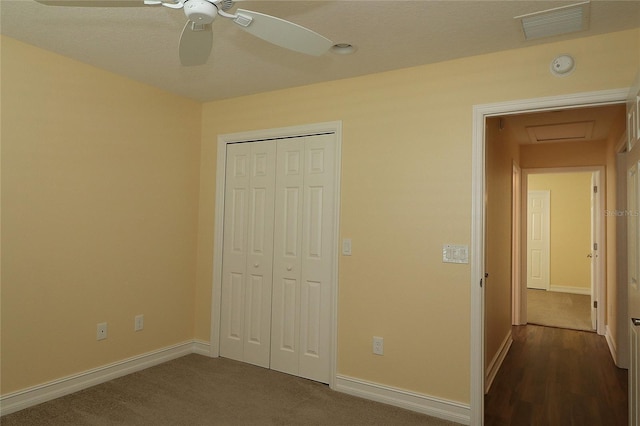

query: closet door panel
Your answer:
[271,138,304,375]
[220,143,251,361]
[243,141,276,367]
[299,134,335,383]
[221,141,276,368]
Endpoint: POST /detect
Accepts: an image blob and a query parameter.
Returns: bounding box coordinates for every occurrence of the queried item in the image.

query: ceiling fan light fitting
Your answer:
[233,13,253,28]
[331,43,356,55]
[184,0,217,25]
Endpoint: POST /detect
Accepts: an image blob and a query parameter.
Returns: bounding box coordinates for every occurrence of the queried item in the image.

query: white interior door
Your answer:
[589,173,599,330]
[271,134,335,383]
[220,141,276,368]
[527,190,550,290]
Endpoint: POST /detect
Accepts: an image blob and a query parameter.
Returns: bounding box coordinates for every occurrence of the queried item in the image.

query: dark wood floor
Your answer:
[485,325,628,426]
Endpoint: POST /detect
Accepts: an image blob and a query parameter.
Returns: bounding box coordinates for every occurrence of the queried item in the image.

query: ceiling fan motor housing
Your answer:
[184,0,217,25]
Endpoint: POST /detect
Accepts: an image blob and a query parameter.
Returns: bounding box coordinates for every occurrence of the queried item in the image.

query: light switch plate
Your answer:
[342,238,352,256]
[443,244,469,264]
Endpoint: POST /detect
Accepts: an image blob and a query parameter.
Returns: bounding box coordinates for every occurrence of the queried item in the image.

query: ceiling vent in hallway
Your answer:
[516,1,590,41]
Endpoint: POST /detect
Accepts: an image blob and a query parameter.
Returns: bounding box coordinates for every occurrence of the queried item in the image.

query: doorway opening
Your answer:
[522,168,602,333]
[470,89,628,425]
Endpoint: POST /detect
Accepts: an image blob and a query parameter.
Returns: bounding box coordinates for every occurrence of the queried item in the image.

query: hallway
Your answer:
[485,325,627,425]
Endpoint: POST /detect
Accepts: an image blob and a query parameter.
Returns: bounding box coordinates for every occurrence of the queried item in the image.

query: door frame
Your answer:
[209,121,343,389]
[471,88,627,425]
[616,133,630,369]
[519,167,605,331]
[512,162,522,325]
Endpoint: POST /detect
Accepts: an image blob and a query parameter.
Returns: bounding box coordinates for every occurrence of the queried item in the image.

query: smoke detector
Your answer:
[550,54,576,77]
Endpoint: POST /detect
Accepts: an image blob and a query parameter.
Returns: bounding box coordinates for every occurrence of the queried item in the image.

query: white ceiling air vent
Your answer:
[516,1,590,41]
[526,121,595,144]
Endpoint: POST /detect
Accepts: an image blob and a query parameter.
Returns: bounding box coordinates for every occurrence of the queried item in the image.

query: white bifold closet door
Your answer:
[219,134,335,384]
[220,141,276,368]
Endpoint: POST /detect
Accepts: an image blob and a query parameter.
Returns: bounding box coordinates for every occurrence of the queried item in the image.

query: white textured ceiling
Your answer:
[2,0,639,102]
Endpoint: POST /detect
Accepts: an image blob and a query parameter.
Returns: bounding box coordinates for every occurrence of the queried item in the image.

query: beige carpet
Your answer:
[1,355,458,426]
[527,289,593,332]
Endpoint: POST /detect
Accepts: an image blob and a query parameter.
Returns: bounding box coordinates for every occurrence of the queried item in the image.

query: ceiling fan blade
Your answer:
[179,21,213,66]
[234,9,332,56]
[34,0,146,6]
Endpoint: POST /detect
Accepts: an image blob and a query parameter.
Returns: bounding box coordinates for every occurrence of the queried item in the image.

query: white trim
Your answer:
[209,121,342,389]
[334,375,470,425]
[522,166,606,335]
[471,88,628,425]
[605,325,619,367]
[512,162,523,325]
[548,285,591,295]
[470,97,487,426]
[615,150,630,369]
[0,341,200,416]
[485,331,513,394]
[192,339,212,356]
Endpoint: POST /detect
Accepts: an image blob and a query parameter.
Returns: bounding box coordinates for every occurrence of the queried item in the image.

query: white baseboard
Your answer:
[192,339,212,356]
[334,374,470,425]
[605,325,619,366]
[0,340,205,416]
[3,341,469,424]
[548,285,590,295]
[485,330,513,394]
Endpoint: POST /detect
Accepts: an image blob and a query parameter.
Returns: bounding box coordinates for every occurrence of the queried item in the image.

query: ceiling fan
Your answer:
[34,0,334,66]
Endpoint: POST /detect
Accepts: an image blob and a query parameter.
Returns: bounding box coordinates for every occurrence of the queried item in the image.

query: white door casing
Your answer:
[527,190,550,290]
[522,168,605,331]
[629,163,639,300]
[512,162,523,325]
[628,77,640,426]
[590,172,599,331]
[628,161,640,426]
[631,321,639,426]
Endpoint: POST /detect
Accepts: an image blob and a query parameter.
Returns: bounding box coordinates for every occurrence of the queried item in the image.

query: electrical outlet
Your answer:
[373,336,383,355]
[134,314,144,331]
[97,322,108,341]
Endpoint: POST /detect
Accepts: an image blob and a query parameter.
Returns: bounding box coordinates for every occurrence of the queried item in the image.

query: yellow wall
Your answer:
[528,173,593,291]
[605,106,627,363]
[1,37,202,393]
[1,28,638,406]
[196,30,640,404]
[484,117,519,372]
[520,139,607,169]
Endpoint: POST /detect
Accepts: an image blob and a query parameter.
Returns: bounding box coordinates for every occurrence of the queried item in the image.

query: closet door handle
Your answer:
[286,265,293,271]
[253,263,259,268]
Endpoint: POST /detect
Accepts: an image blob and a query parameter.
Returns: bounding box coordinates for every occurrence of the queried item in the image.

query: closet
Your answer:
[219,133,336,384]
